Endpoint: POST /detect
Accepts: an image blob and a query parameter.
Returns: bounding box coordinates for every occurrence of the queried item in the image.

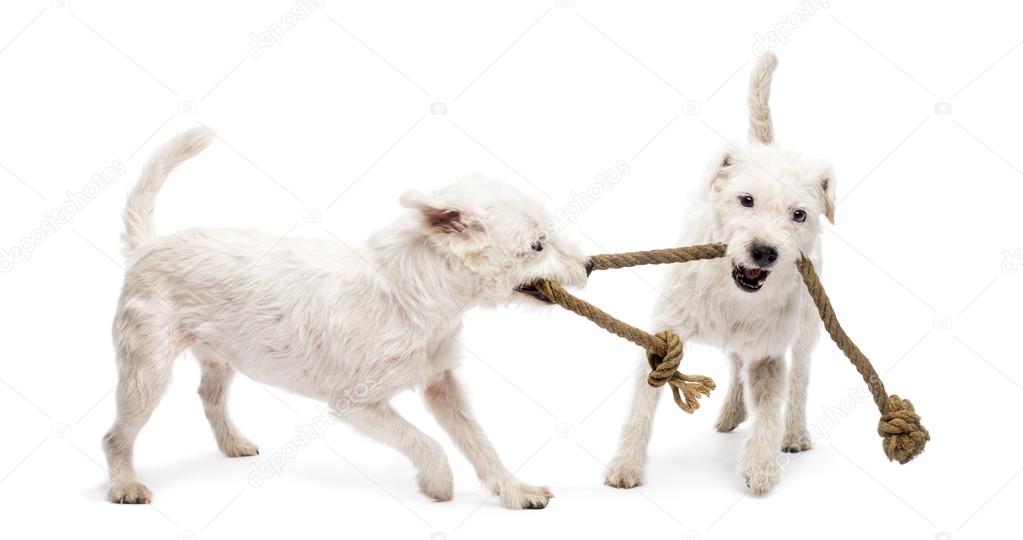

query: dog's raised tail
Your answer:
[121,127,215,256]
[748,53,778,144]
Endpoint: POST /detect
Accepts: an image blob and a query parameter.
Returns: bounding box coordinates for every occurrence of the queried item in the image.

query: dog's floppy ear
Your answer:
[819,173,836,224]
[400,191,483,234]
[706,152,735,193]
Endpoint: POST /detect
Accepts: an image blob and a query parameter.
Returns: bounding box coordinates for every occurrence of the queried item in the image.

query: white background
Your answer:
[1,1,1020,539]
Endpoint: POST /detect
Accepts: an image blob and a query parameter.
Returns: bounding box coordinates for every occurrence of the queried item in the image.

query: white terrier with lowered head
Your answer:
[103,128,590,509]
[604,53,836,495]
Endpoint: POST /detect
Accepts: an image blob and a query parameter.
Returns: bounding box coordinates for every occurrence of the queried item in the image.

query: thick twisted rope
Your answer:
[589,243,728,271]
[534,244,928,463]
[796,257,929,463]
[533,279,714,413]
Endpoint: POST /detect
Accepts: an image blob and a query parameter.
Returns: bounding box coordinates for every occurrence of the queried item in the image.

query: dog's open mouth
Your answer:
[514,283,551,303]
[732,264,771,292]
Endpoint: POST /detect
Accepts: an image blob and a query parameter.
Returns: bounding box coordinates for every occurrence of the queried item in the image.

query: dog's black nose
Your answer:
[750,244,778,267]
[584,259,595,276]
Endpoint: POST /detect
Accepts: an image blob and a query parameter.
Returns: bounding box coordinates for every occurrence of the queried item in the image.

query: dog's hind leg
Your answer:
[194,347,259,458]
[739,356,787,495]
[103,306,181,504]
[341,402,454,502]
[424,369,552,509]
[715,353,747,432]
[604,354,662,489]
[782,302,818,452]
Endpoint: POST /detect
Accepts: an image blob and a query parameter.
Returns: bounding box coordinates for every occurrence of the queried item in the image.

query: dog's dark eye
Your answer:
[739,195,754,208]
[531,241,543,252]
[792,209,807,223]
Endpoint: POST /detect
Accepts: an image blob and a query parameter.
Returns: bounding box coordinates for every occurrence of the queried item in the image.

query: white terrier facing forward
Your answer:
[102,128,590,508]
[604,54,836,495]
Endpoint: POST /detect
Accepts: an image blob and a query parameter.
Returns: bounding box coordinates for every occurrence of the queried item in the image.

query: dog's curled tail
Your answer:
[748,52,778,145]
[121,127,215,256]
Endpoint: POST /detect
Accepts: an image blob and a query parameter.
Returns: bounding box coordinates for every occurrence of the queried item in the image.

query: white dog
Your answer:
[102,128,590,508]
[603,54,836,495]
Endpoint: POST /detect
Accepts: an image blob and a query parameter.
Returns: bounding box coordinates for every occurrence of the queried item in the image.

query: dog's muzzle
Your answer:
[732,264,771,292]
[514,283,552,303]
[516,260,592,302]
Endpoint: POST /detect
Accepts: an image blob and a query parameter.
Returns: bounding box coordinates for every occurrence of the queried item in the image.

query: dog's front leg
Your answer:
[740,356,787,495]
[423,370,553,509]
[715,353,748,432]
[344,403,454,501]
[604,353,661,489]
[783,301,819,452]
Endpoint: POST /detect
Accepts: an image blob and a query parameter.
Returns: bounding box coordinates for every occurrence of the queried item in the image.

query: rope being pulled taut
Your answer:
[588,243,727,271]
[533,243,929,463]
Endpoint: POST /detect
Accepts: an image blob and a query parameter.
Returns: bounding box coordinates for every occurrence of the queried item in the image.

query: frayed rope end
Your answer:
[878,394,929,464]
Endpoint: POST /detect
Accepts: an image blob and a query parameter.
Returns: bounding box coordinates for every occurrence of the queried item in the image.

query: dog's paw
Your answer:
[416,462,454,502]
[220,437,260,458]
[740,448,780,496]
[781,429,812,453]
[108,481,152,504]
[714,407,747,433]
[499,482,553,510]
[603,459,645,489]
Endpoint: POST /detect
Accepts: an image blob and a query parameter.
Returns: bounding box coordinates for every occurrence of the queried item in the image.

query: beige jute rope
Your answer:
[533,243,929,463]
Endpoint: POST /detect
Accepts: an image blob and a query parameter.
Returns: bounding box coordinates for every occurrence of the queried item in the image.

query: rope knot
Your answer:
[646,330,715,413]
[877,395,929,464]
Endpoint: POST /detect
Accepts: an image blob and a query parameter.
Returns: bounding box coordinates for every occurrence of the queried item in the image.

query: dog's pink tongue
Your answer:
[744,268,762,279]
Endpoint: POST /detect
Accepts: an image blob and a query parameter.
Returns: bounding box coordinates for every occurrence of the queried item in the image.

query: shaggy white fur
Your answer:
[102,127,589,509]
[603,53,836,495]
